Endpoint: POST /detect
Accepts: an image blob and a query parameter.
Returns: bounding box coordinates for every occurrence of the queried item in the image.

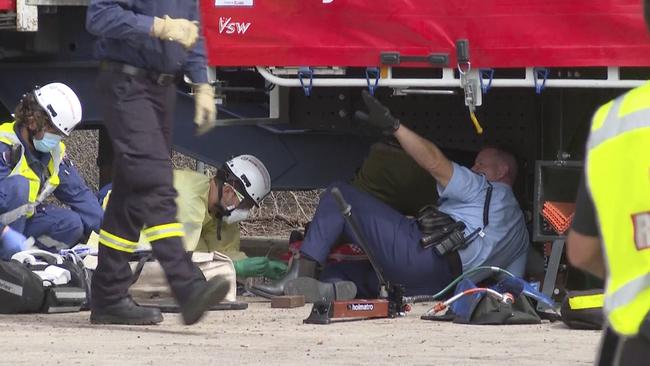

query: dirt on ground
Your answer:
[0,300,600,366]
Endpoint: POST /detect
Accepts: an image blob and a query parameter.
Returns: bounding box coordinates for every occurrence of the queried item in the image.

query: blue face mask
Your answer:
[32,132,62,153]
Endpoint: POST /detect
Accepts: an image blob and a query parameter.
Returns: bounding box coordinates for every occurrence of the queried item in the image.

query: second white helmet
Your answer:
[224,155,271,206]
[34,82,82,136]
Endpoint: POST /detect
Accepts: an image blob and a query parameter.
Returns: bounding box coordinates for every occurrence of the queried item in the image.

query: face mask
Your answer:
[222,208,250,224]
[32,132,62,153]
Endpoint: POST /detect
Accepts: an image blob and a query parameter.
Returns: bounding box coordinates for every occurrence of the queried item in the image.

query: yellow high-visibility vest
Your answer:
[0,122,64,224]
[98,170,245,259]
[585,82,650,336]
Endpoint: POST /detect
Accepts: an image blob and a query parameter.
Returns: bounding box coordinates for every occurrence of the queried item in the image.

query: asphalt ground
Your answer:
[0,299,600,366]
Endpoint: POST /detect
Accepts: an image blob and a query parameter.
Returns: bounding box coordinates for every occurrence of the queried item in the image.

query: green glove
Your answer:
[264,260,288,280]
[233,257,269,278]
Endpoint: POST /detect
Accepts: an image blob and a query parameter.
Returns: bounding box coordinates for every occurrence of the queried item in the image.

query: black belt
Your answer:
[444,251,463,279]
[100,61,178,87]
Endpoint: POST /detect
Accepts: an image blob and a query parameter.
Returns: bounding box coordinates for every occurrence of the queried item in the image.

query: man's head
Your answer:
[471,147,518,186]
[208,155,271,224]
[14,83,82,153]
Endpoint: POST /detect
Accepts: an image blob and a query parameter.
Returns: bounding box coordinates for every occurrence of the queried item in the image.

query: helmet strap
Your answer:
[213,174,236,241]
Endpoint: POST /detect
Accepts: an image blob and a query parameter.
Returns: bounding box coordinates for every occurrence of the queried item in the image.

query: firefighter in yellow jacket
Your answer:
[567,2,650,364]
[99,155,287,280]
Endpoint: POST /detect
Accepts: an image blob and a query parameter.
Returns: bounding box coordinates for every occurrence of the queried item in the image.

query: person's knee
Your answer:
[53,211,84,245]
[324,181,376,210]
[327,181,352,192]
[28,209,83,250]
[323,181,359,200]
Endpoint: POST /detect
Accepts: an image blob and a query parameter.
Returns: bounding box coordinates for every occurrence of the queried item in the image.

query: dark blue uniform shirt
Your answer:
[86,0,209,83]
[0,123,103,237]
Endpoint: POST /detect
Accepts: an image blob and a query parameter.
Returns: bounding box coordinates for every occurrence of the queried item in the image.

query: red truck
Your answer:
[0,0,647,189]
[0,0,645,305]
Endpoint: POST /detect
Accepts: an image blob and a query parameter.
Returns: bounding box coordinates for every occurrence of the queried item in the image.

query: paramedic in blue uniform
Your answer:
[251,91,530,299]
[0,83,102,255]
[86,0,228,326]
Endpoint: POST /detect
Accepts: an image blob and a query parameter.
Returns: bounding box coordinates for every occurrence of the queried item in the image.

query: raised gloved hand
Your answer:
[193,83,218,136]
[0,225,29,260]
[355,90,401,135]
[151,15,199,49]
[264,259,288,280]
[233,257,269,278]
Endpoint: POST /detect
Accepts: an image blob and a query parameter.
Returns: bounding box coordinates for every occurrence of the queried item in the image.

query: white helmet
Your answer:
[34,83,82,136]
[224,155,271,206]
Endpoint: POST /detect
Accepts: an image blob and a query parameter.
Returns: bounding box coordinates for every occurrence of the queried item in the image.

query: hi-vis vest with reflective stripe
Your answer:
[586,82,650,336]
[0,122,65,224]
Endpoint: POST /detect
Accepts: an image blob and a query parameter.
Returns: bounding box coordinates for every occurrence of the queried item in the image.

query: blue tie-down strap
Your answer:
[479,68,494,94]
[297,67,314,96]
[533,67,549,94]
[365,67,380,96]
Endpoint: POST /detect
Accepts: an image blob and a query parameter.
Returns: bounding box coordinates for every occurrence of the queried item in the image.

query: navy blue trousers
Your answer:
[301,182,454,298]
[9,205,84,251]
[91,70,202,308]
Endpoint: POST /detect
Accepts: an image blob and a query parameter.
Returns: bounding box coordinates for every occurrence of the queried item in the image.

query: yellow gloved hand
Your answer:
[151,15,199,49]
[194,83,217,136]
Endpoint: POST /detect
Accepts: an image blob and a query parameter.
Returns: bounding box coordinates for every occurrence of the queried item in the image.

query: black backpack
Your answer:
[421,278,542,325]
[0,250,91,314]
[0,259,46,314]
[561,289,604,330]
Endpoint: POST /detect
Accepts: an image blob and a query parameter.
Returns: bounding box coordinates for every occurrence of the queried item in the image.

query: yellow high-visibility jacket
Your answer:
[585,82,650,336]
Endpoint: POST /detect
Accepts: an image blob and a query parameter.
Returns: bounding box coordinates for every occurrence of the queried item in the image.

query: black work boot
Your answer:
[180,274,231,325]
[285,277,357,303]
[247,254,317,298]
[90,297,163,325]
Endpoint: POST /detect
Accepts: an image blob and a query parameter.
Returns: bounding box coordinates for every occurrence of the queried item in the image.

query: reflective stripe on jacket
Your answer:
[0,122,64,224]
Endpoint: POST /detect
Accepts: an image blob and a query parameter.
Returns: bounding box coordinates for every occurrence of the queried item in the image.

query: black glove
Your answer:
[355,90,400,135]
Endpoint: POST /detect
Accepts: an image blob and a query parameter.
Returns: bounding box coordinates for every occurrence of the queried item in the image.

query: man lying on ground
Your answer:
[250,91,530,302]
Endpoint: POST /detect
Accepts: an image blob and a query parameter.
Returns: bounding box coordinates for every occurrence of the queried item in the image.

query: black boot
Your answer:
[247,254,317,298]
[179,274,231,325]
[90,296,163,325]
[148,238,230,325]
[285,277,357,303]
